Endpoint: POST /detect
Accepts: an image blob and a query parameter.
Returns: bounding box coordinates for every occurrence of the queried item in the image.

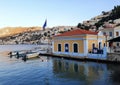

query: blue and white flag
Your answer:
[42,19,47,30]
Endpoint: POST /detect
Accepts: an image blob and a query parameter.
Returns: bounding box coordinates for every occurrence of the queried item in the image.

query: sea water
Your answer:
[0,45,120,85]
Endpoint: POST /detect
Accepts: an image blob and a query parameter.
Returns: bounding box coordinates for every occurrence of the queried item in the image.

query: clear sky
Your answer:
[0,0,119,28]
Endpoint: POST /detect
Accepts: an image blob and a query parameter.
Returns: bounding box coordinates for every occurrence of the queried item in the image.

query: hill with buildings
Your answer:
[77,5,120,31]
[0,5,120,45]
[0,26,73,44]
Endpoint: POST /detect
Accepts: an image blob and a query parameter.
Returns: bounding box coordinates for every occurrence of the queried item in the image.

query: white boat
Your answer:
[10,50,26,56]
[26,49,47,59]
[11,51,17,56]
[26,52,40,58]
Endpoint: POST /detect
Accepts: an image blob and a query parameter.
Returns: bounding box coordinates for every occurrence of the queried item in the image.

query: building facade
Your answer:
[100,25,120,52]
[52,29,107,59]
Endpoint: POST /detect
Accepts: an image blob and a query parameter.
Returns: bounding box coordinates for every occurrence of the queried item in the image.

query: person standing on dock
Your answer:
[16,52,19,59]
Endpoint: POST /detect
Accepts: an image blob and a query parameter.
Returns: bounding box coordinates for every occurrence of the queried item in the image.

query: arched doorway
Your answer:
[73,43,78,53]
[65,43,69,52]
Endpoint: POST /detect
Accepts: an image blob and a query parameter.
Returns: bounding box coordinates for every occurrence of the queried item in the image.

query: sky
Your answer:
[0,0,119,28]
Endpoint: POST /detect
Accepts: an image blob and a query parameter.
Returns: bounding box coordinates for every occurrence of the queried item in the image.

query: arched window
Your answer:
[65,44,69,52]
[58,44,61,52]
[92,43,95,49]
[73,43,78,53]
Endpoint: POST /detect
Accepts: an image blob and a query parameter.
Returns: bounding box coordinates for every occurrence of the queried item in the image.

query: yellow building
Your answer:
[52,29,107,58]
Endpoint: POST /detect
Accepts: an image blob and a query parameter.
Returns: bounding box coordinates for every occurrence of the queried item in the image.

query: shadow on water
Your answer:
[107,64,120,83]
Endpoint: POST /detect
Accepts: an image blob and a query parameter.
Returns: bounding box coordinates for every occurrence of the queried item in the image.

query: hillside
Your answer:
[77,5,120,31]
[0,5,120,45]
[0,27,41,37]
[0,26,73,45]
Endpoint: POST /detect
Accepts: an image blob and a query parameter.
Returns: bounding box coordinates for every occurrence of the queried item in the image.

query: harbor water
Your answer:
[0,45,120,85]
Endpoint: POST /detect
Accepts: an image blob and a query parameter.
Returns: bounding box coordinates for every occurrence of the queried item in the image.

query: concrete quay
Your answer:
[40,53,120,64]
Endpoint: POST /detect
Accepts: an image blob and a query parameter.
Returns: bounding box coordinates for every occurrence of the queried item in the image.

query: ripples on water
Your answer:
[0,45,120,85]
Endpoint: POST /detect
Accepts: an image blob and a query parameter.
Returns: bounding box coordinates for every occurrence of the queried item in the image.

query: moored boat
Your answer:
[26,52,40,58]
[26,49,47,59]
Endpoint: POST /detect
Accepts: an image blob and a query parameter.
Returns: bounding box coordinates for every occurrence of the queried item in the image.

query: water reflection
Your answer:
[65,62,69,71]
[107,64,120,84]
[52,59,120,85]
[1,45,120,85]
[74,63,78,73]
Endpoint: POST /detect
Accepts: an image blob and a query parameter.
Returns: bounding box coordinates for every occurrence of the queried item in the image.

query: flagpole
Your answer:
[42,19,47,31]
[42,19,49,53]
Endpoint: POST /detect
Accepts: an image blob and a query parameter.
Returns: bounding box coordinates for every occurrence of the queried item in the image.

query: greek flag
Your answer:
[43,19,47,30]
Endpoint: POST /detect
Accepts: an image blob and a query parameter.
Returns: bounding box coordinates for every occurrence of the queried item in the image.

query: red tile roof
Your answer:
[54,29,98,37]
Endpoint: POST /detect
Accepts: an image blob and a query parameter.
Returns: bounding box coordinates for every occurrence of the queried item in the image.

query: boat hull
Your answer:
[26,52,39,58]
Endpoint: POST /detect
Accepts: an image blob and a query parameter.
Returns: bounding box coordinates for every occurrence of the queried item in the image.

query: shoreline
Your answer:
[39,53,120,64]
[1,44,120,64]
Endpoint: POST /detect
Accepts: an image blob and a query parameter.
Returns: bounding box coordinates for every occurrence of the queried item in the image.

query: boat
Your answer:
[11,51,17,56]
[26,49,47,59]
[26,51,40,59]
[8,50,27,58]
[26,52,39,58]
[9,48,47,60]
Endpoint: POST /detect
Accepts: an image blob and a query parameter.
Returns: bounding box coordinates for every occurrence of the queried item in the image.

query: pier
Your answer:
[39,53,120,64]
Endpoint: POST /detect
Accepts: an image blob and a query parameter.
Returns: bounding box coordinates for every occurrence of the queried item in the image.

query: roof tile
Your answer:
[54,29,97,37]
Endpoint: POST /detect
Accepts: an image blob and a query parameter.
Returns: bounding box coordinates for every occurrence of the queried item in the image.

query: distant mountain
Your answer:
[0,27,41,37]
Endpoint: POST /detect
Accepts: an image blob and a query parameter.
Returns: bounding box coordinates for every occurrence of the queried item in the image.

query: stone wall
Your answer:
[107,53,120,61]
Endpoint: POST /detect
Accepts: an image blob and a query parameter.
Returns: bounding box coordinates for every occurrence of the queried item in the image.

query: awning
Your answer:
[108,36,120,42]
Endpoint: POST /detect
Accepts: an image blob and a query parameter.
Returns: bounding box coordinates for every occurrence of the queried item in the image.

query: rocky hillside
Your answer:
[0,27,41,37]
[1,5,120,45]
[77,5,120,31]
[0,26,73,45]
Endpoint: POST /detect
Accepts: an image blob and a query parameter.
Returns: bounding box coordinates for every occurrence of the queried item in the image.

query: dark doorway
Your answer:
[73,43,78,53]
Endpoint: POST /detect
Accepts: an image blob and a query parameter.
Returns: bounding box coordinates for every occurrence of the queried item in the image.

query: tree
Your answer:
[94,5,120,29]
[110,5,120,20]
[77,23,82,28]
[44,32,47,36]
